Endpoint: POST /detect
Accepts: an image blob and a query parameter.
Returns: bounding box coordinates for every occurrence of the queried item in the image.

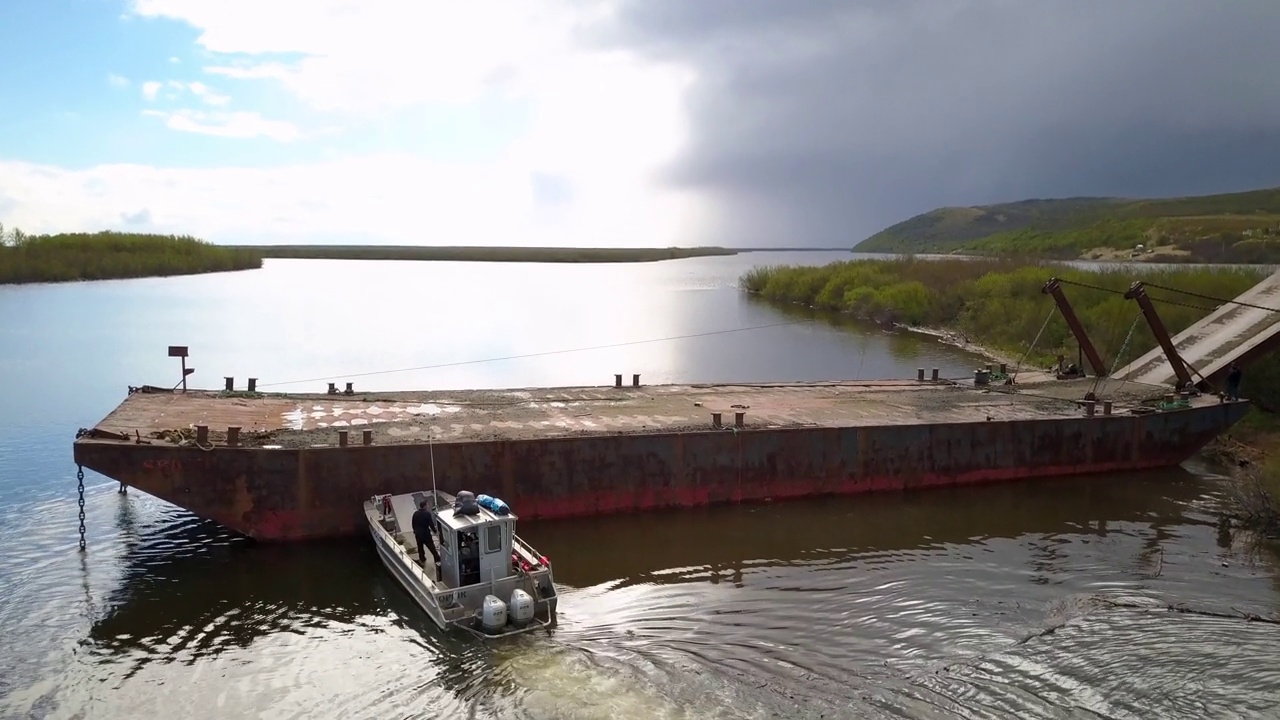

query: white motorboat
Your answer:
[364,488,558,638]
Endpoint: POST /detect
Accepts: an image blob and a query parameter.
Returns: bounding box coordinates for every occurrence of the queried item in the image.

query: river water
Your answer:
[1,251,1278,719]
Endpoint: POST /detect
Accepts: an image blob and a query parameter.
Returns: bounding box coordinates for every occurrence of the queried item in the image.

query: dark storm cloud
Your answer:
[583,0,1280,246]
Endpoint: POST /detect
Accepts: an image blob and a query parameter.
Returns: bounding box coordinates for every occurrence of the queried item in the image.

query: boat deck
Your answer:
[79,374,1201,449]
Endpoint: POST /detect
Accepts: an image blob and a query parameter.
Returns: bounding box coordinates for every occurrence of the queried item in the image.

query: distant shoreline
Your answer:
[231,245,743,264]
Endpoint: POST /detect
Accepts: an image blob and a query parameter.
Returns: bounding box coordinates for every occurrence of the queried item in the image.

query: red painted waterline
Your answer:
[438,457,1184,525]
[186,456,1182,541]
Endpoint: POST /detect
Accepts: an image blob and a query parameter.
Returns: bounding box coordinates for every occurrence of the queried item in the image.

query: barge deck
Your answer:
[72,375,1250,541]
[88,378,1122,447]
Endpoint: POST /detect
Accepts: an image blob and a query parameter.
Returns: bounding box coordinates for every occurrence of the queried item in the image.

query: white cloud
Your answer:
[142,109,301,142]
[162,80,232,106]
[132,0,594,114]
[0,154,701,247]
[186,81,231,106]
[0,1,707,247]
[108,73,130,88]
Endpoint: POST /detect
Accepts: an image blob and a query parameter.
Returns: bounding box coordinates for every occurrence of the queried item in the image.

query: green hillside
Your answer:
[856,186,1280,262]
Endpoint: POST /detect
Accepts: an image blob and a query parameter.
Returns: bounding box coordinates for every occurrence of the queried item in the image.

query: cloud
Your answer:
[141,109,300,142]
[0,0,695,245]
[4,1,710,247]
[583,0,1280,246]
[185,81,230,106]
[160,80,231,106]
[0,151,698,247]
[131,0,596,115]
[120,208,153,225]
[107,73,130,88]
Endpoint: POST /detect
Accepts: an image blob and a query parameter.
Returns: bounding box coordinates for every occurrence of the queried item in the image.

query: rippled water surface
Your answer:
[2,253,1279,719]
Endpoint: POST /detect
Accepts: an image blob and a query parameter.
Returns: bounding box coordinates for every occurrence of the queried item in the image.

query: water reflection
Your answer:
[85,516,506,711]
[528,469,1213,590]
[742,294,978,375]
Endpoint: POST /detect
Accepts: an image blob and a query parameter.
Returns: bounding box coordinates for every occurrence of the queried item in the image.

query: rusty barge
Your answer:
[72,375,1249,541]
[70,276,1273,542]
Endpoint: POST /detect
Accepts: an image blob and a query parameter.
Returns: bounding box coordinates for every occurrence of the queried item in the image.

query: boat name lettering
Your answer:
[143,459,183,473]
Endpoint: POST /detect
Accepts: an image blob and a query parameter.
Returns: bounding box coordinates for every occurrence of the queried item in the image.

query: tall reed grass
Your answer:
[0,228,262,284]
[740,257,1268,370]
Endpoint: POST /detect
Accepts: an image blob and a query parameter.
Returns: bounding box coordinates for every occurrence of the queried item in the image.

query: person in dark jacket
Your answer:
[1226,362,1243,401]
[412,500,441,567]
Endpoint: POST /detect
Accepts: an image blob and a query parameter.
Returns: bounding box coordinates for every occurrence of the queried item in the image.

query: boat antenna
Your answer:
[428,427,439,510]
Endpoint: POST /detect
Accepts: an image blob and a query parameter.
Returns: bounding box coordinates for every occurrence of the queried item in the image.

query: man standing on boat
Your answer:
[413,500,442,570]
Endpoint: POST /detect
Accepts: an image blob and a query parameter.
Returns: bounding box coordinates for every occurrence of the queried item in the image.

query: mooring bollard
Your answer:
[735,411,746,428]
[345,382,354,395]
[362,429,373,446]
[224,376,234,392]
[917,368,925,381]
[614,374,623,388]
[327,382,337,395]
[227,426,240,447]
[712,412,723,428]
[633,373,641,387]
[1103,401,1113,416]
[975,369,990,385]
[247,378,257,392]
[931,368,940,381]
[1084,400,1096,417]
[999,363,1007,375]
[196,424,209,445]
[338,430,349,447]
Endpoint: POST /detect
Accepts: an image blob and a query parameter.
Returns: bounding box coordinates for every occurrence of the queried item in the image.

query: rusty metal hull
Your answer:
[73,395,1251,542]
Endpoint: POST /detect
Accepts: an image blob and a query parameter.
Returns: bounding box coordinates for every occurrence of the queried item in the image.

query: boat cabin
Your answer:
[433,495,517,589]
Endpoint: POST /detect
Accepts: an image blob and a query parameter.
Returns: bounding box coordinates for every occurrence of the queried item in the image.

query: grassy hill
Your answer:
[855,186,1280,262]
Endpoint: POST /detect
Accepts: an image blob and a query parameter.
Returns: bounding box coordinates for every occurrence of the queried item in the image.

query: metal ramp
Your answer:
[1114,269,1280,388]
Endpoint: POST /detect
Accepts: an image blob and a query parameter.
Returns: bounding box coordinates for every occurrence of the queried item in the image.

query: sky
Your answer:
[1,0,1279,248]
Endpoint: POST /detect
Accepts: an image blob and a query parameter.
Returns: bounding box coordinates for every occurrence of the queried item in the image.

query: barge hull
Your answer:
[73,388,1249,541]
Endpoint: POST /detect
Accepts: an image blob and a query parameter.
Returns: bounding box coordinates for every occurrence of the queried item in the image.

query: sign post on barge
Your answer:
[168,345,193,392]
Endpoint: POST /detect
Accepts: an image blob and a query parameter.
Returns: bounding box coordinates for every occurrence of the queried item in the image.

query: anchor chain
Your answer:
[1107,313,1143,378]
[77,465,86,551]
[1011,303,1057,384]
[1096,312,1144,399]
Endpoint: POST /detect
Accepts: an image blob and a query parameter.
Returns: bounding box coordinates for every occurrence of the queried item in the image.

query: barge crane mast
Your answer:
[1042,277,1108,380]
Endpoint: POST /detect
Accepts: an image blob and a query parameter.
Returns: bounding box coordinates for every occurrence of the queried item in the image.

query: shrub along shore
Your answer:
[740,256,1280,537]
[0,228,262,284]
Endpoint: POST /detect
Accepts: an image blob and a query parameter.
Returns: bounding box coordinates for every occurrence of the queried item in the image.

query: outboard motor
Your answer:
[481,594,508,633]
[508,589,535,627]
[454,490,480,516]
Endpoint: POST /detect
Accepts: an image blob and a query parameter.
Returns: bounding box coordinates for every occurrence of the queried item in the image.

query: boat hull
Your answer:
[369,521,449,629]
[364,498,557,636]
[74,399,1251,541]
